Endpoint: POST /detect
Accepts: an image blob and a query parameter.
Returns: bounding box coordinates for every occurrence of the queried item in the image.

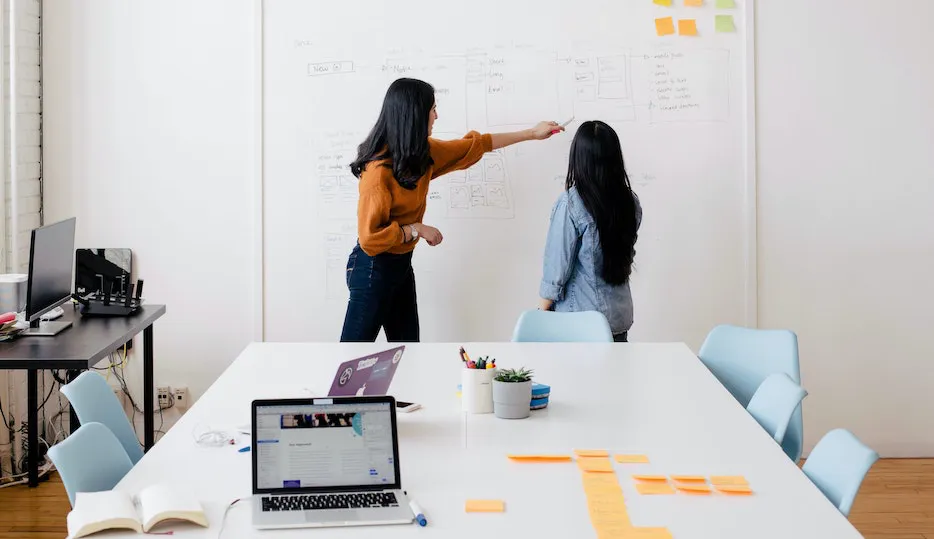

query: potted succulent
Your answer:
[492,367,534,419]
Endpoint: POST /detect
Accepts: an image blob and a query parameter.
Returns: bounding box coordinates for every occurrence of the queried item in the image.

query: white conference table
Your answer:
[112,342,863,538]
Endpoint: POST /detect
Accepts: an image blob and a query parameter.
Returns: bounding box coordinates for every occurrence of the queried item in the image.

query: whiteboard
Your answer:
[262,0,755,347]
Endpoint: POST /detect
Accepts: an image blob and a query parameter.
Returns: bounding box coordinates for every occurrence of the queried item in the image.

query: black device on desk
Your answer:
[72,279,144,317]
[22,217,77,337]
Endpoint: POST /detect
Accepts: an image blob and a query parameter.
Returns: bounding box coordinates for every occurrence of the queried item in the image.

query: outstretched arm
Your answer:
[491,121,563,150]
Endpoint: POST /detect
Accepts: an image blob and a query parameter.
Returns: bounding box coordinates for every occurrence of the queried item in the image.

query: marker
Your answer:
[239,446,251,453]
[551,116,574,134]
[409,498,427,526]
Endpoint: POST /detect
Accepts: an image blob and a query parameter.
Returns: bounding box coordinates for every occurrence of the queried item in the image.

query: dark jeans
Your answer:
[614,332,628,343]
[340,244,419,342]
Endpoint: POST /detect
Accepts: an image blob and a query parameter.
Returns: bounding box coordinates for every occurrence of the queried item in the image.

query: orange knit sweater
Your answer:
[356,131,493,256]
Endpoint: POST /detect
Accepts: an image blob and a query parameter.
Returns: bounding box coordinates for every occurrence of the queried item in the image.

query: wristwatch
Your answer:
[409,225,418,241]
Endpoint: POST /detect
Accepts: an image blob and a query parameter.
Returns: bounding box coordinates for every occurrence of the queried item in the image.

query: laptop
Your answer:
[251,396,413,530]
[328,346,405,397]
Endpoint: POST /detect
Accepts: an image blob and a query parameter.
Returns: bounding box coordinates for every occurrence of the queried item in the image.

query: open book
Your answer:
[66,484,208,538]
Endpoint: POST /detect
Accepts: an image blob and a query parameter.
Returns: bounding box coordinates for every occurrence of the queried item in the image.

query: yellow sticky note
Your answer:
[716,485,754,495]
[678,19,698,36]
[684,0,703,5]
[632,474,668,482]
[670,475,707,483]
[636,482,676,495]
[710,475,748,486]
[715,14,736,33]
[614,454,649,464]
[508,455,572,462]
[575,449,609,458]
[465,499,505,513]
[677,483,713,494]
[655,17,675,36]
[653,0,672,5]
[578,457,615,473]
[715,0,735,7]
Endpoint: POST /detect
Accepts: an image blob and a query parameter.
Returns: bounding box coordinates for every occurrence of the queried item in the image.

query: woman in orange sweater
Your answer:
[341,78,562,342]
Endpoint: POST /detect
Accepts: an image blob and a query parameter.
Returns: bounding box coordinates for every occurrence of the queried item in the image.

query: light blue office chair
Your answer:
[47,422,134,506]
[802,429,878,517]
[61,371,144,464]
[746,373,808,445]
[698,324,804,462]
[511,310,613,343]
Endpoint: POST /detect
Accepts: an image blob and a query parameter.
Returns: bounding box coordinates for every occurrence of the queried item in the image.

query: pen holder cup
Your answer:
[461,367,497,414]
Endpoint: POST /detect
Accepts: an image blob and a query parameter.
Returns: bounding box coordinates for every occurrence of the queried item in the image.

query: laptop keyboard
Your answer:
[262,492,399,512]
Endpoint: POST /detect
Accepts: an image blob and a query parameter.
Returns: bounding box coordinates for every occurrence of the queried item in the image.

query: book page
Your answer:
[137,484,208,533]
[67,491,141,538]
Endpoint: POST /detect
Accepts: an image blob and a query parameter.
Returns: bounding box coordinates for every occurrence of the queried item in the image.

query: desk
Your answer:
[0,303,165,487]
[113,343,861,538]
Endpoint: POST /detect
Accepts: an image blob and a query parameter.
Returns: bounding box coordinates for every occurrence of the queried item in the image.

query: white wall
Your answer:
[39,0,934,456]
[41,0,259,401]
[757,0,934,456]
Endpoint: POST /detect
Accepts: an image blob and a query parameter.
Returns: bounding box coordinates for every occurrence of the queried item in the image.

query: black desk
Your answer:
[0,303,166,486]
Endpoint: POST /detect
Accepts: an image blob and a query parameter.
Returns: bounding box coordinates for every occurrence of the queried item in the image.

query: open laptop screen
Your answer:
[253,400,399,493]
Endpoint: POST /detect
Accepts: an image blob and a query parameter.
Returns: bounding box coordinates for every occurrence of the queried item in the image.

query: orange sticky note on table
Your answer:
[465,500,505,513]
[710,475,748,486]
[578,457,614,473]
[678,19,698,36]
[655,17,675,36]
[677,483,713,494]
[636,482,676,495]
[670,475,707,483]
[633,474,668,482]
[614,454,649,464]
[716,485,754,495]
[508,455,572,462]
[575,449,609,458]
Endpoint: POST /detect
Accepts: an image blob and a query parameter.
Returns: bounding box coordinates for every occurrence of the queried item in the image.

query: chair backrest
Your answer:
[698,324,804,462]
[746,373,808,445]
[511,310,614,343]
[61,371,144,464]
[802,428,879,517]
[47,422,134,506]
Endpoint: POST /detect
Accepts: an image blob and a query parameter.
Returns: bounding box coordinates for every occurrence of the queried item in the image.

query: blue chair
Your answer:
[698,324,803,462]
[47,422,134,506]
[802,429,878,517]
[746,373,808,445]
[511,310,613,343]
[61,371,144,464]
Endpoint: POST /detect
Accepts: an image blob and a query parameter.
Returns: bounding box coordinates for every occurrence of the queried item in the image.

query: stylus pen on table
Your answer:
[406,492,427,526]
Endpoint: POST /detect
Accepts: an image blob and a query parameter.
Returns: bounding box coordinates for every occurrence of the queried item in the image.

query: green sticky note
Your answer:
[715,14,736,32]
[715,0,735,7]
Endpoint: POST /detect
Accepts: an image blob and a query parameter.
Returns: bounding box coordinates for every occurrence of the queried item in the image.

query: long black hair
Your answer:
[349,78,435,190]
[565,121,638,286]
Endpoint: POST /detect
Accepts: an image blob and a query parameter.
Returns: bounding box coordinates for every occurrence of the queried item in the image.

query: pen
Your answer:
[408,498,427,526]
[239,446,251,453]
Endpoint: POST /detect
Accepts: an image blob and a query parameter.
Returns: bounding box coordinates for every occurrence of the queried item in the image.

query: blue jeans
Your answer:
[340,244,419,342]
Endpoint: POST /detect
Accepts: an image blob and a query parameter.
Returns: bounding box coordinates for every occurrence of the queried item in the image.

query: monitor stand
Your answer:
[22,320,73,337]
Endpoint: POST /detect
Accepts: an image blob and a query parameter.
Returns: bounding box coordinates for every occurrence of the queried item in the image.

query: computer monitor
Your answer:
[23,217,76,337]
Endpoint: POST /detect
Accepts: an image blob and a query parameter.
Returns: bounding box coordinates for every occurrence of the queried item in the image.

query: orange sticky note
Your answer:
[684,0,703,5]
[655,17,675,36]
[678,19,698,36]
[636,482,676,495]
[677,483,713,494]
[614,454,649,464]
[508,455,572,462]
[629,528,674,539]
[710,475,748,486]
[652,0,672,5]
[575,449,609,458]
[716,485,754,495]
[465,500,505,513]
[578,457,614,473]
[670,475,707,483]
[633,474,668,482]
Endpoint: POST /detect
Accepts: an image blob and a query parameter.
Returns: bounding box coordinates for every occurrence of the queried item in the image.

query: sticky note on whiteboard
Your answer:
[655,17,675,36]
[653,0,673,6]
[685,0,704,5]
[716,0,736,7]
[715,14,736,32]
[678,19,699,36]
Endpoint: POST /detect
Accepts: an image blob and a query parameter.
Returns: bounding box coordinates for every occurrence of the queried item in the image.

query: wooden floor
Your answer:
[0,459,931,538]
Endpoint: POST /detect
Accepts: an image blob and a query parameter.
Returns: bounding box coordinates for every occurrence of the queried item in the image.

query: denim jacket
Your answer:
[539,187,642,335]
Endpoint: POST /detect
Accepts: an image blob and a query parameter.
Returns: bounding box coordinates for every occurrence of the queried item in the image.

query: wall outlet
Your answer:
[174,387,189,411]
[157,386,172,409]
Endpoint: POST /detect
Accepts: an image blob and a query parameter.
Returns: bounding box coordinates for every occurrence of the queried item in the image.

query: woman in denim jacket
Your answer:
[539,121,642,342]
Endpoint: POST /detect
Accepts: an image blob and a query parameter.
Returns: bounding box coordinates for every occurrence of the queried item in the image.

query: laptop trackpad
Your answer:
[306,509,360,524]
